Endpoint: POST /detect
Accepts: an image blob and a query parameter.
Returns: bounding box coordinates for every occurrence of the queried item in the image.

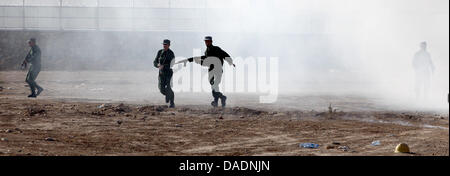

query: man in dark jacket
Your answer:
[22,38,43,98]
[154,39,176,108]
[185,36,235,107]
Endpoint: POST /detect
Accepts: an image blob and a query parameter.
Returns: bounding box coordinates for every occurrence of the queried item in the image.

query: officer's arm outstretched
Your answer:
[219,48,235,67]
[174,56,205,67]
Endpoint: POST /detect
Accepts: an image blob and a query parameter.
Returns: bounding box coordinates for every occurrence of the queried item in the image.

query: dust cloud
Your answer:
[0,0,448,111]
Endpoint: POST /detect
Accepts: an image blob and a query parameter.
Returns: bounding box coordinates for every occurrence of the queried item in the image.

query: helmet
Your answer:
[395,143,410,153]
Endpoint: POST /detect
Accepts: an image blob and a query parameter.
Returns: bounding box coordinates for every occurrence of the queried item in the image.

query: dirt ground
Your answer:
[0,71,448,156]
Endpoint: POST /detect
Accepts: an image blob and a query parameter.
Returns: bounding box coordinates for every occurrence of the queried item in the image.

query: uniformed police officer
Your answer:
[154,39,176,108]
[183,36,235,108]
[22,38,43,98]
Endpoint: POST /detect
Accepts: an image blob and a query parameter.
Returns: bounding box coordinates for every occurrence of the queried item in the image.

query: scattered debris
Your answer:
[326,145,336,149]
[326,142,342,150]
[274,113,287,117]
[300,143,320,149]
[14,128,23,133]
[175,124,183,128]
[338,146,350,152]
[155,106,165,112]
[315,112,328,117]
[5,129,13,133]
[93,103,134,116]
[114,103,132,113]
[27,106,46,116]
[97,104,105,109]
[45,137,56,141]
[371,140,381,146]
[231,107,265,116]
[332,142,341,145]
[117,120,123,125]
[91,111,105,116]
[138,105,167,113]
[326,103,341,118]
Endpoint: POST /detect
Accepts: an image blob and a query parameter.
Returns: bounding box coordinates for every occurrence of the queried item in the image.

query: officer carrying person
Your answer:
[177,36,235,108]
[21,38,44,98]
[154,39,176,108]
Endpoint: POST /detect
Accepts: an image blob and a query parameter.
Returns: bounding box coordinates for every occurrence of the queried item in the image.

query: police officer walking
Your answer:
[182,36,235,108]
[154,39,176,108]
[22,38,43,98]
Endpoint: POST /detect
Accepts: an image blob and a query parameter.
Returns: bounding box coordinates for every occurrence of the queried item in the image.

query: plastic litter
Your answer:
[300,143,320,149]
[98,104,105,109]
[371,140,381,146]
[338,146,350,152]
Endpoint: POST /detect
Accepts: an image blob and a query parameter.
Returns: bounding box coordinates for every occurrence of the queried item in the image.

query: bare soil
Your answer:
[0,71,448,156]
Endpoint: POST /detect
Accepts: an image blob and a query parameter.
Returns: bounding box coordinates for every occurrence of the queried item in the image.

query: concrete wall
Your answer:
[0,30,344,72]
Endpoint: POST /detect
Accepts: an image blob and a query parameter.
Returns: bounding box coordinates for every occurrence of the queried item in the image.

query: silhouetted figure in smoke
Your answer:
[21,38,43,98]
[412,42,435,100]
[153,39,176,108]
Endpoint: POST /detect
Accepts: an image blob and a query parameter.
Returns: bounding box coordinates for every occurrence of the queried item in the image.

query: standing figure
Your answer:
[154,39,176,108]
[22,38,43,98]
[412,42,435,100]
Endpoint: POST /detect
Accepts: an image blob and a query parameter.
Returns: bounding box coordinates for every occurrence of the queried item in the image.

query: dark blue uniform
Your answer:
[188,45,232,107]
[25,45,43,96]
[154,49,175,106]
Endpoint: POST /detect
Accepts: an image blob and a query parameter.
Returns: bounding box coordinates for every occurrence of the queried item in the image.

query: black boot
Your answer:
[211,100,218,107]
[211,91,220,108]
[28,88,36,98]
[27,82,36,98]
[36,87,44,96]
[220,95,227,108]
[165,95,170,103]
